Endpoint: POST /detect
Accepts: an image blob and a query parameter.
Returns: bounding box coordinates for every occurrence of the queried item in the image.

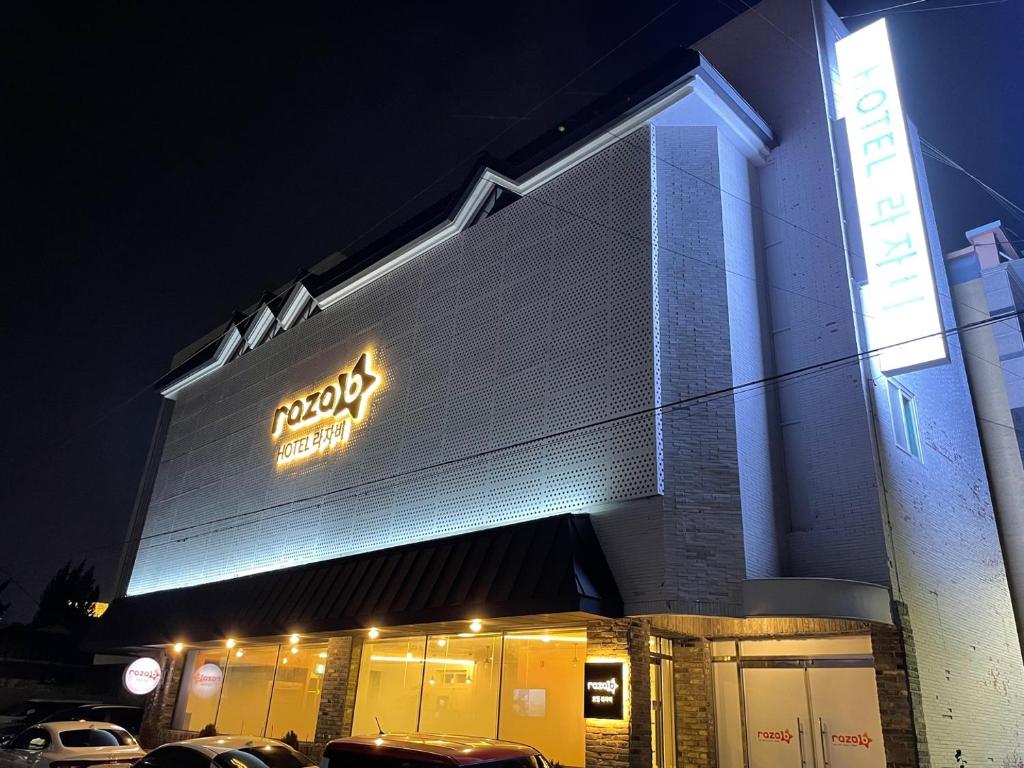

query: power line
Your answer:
[841,0,927,18]
[0,565,41,609]
[8,0,1016,581]
[884,0,1011,12]
[320,0,689,271]
[23,0,1000,468]
[842,0,1010,17]
[5,80,1008,526]
[921,139,1024,224]
[5,304,1022,575]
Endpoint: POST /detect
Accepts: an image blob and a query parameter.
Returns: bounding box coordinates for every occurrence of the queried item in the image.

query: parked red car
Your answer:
[322,734,551,768]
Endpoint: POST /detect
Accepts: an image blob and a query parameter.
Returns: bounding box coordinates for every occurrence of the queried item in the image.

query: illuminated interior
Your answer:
[498,629,585,766]
[173,648,227,732]
[172,641,328,742]
[351,628,585,767]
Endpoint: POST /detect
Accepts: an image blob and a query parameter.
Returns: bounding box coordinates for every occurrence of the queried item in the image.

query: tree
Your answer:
[32,561,100,631]
[0,579,10,622]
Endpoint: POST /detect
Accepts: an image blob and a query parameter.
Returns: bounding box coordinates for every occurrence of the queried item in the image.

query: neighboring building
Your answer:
[945,221,1024,652]
[93,2,1024,767]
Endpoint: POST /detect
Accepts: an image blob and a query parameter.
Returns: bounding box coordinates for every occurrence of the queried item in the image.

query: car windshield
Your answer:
[59,728,136,747]
[213,746,315,768]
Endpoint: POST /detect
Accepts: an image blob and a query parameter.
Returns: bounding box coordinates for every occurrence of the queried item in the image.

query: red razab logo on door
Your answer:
[757,729,793,744]
[832,732,873,749]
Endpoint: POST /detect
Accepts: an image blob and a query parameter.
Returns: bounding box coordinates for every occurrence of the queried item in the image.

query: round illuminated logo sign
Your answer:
[192,663,224,699]
[123,657,162,695]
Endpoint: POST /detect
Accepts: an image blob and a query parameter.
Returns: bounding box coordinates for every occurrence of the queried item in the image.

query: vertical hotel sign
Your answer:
[836,19,947,374]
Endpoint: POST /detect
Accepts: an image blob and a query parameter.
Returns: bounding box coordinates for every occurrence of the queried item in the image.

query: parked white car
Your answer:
[0,721,145,767]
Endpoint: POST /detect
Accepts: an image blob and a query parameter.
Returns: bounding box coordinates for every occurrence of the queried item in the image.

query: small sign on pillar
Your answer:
[583,661,625,720]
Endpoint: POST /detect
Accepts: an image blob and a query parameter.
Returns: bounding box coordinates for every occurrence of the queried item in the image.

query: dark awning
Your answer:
[88,514,621,650]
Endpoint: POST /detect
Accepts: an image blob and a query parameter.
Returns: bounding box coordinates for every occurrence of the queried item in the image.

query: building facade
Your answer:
[95,1,1024,767]
[945,222,1024,652]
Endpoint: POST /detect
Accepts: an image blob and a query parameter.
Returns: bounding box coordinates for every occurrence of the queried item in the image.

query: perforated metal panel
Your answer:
[128,131,659,596]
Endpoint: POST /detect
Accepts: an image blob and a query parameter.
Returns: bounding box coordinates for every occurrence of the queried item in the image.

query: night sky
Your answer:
[2,0,1022,623]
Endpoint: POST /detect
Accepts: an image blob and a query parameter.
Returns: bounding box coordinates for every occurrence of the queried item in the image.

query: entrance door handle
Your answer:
[819,718,831,768]
[797,717,807,768]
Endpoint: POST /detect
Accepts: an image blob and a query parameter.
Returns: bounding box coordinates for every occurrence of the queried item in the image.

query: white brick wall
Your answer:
[868,127,1024,762]
[700,0,892,587]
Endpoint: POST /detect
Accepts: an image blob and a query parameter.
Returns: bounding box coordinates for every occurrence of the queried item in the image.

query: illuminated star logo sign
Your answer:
[338,352,380,421]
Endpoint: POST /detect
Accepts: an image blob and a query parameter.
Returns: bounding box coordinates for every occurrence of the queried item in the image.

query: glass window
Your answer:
[418,634,502,737]
[902,393,920,457]
[265,643,328,742]
[216,645,280,735]
[498,629,585,767]
[58,728,135,747]
[888,381,923,460]
[173,648,228,732]
[352,636,427,736]
[10,728,49,751]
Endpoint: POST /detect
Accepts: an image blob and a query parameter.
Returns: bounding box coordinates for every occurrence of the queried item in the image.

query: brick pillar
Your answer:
[585,618,652,768]
[872,603,929,768]
[138,652,182,749]
[314,636,357,746]
[341,637,363,737]
[673,639,715,768]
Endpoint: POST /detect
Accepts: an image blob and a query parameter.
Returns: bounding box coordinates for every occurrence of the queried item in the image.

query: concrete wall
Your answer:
[718,130,781,579]
[697,0,891,586]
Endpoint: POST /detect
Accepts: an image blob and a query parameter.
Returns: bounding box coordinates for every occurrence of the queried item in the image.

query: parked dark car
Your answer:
[39,704,143,736]
[323,734,550,768]
[136,736,314,768]
[0,700,99,738]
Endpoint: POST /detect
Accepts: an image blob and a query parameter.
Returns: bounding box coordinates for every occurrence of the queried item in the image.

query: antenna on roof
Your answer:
[375,717,385,737]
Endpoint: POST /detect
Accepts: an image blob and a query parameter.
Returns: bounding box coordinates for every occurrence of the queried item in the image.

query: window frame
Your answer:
[888,379,923,462]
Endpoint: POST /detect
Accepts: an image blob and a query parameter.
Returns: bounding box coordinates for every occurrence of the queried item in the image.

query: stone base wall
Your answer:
[585,618,652,768]
[314,636,356,745]
[874,603,930,768]
[138,651,180,749]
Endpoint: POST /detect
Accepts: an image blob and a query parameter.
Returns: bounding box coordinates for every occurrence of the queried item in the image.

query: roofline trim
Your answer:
[160,60,773,396]
[160,325,243,398]
[244,305,276,349]
[278,281,315,331]
[317,64,771,312]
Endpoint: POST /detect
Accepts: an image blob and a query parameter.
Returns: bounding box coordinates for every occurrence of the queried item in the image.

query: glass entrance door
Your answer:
[742,667,812,768]
[806,667,886,768]
[740,664,886,768]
